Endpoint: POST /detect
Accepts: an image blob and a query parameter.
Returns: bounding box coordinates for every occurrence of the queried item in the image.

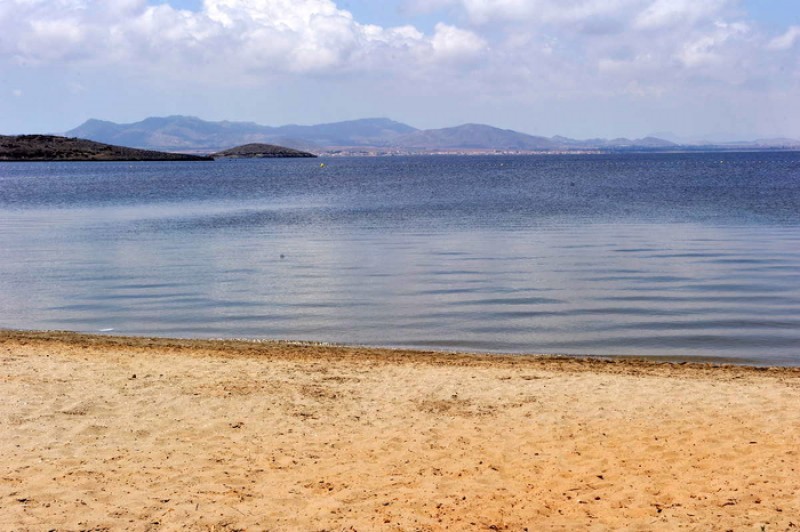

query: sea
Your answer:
[1,152,799,365]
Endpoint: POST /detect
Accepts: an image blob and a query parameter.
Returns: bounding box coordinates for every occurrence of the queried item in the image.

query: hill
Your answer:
[393,123,558,150]
[212,143,316,158]
[0,135,212,162]
[67,116,414,152]
[66,115,799,154]
[275,118,417,147]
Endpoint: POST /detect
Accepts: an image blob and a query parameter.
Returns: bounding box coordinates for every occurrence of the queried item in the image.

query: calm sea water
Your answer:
[1,153,799,365]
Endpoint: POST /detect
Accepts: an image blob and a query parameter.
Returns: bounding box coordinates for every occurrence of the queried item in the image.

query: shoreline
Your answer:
[2,328,794,370]
[2,329,798,530]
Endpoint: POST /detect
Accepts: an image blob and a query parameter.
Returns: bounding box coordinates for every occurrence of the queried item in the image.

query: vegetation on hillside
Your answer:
[212,143,316,158]
[0,135,213,161]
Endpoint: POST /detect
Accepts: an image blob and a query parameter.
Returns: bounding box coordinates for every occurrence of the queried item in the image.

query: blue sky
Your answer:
[743,0,799,27]
[156,1,800,31]
[2,0,800,140]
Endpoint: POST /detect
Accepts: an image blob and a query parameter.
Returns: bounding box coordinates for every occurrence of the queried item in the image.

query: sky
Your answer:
[1,0,799,140]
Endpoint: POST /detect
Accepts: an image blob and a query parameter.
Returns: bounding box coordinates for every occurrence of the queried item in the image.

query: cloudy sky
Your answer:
[1,0,799,140]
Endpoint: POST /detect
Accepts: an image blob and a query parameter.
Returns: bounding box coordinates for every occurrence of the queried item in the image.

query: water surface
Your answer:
[1,153,799,364]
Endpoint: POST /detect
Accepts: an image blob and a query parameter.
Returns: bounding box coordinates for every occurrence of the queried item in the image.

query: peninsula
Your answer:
[0,135,213,162]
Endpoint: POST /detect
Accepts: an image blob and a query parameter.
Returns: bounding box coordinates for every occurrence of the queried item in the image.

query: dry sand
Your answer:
[1,330,799,531]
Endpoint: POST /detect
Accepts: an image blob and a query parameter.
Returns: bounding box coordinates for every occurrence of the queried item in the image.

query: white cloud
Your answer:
[456,0,761,85]
[430,22,487,60]
[15,16,88,62]
[2,0,798,138]
[446,0,643,26]
[421,0,742,39]
[12,89,23,97]
[0,0,778,89]
[634,0,728,30]
[0,0,485,75]
[676,21,749,68]
[768,26,800,51]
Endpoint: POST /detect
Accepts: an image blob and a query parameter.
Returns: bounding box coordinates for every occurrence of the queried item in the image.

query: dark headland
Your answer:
[0,135,213,162]
[212,143,317,158]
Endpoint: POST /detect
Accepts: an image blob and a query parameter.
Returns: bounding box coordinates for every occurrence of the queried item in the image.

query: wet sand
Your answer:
[1,330,799,530]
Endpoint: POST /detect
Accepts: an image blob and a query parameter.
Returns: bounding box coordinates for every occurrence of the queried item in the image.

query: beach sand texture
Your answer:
[1,331,799,531]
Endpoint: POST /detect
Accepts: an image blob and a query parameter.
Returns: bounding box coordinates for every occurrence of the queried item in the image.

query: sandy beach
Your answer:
[1,330,798,530]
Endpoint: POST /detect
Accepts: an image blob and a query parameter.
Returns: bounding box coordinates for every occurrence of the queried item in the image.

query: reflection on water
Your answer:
[1,154,799,365]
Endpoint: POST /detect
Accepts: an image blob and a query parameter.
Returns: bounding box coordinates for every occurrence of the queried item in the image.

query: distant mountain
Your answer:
[549,135,676,149]
[392,124,558,150]
[65,115,799,154]
[647,132,800,147]
[67,116,416,152]
[275,118,417,147]
[0,134,212,162]
[212,143,316,159]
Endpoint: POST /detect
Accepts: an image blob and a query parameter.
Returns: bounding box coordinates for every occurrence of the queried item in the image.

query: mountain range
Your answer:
[65,116,800,154]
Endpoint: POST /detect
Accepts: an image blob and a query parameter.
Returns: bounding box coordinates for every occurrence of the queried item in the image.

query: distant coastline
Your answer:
[62,115,800,156]
[3,128,798,162]
[317,145,800,157]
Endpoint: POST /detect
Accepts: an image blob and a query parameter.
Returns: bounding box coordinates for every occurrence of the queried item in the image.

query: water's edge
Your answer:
[2,328,780,368]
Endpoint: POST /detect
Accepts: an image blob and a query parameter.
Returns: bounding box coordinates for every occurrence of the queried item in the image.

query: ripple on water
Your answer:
[2,154,800,364]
